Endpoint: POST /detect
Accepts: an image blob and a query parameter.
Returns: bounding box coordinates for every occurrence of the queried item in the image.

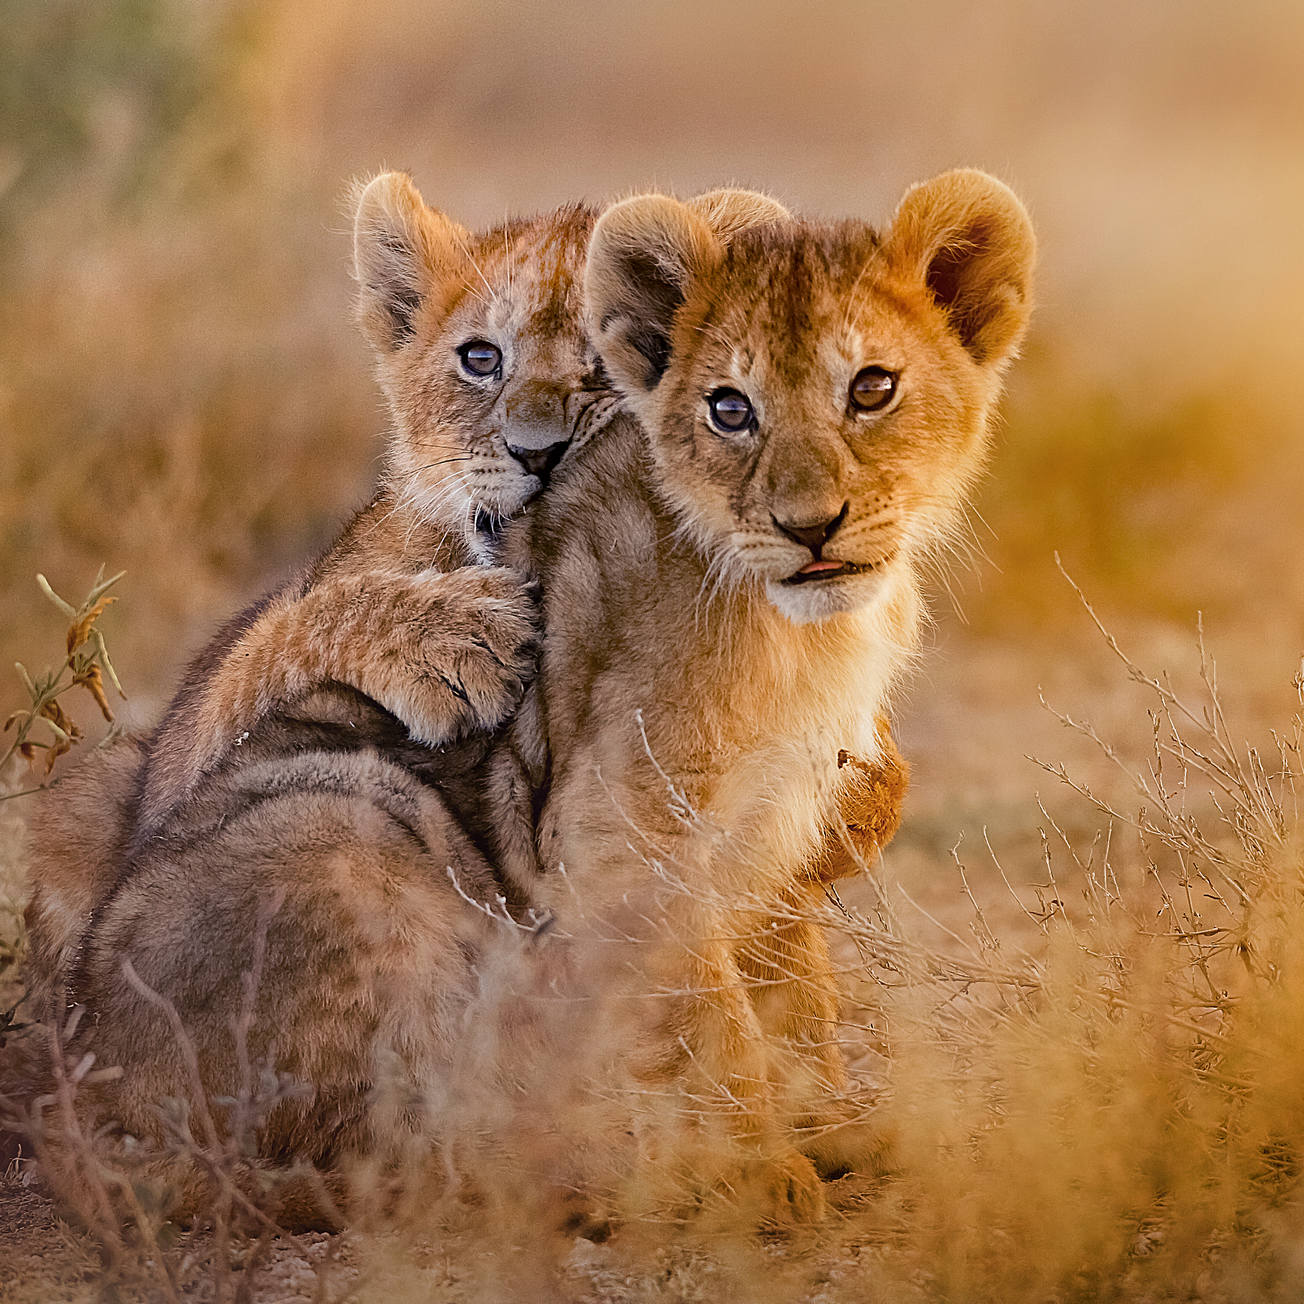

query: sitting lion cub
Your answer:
[501,169,1034,1224]
[21,172,615,1008]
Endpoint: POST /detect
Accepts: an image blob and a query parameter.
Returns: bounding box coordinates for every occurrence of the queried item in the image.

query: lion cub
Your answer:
[507,169,1035,1224]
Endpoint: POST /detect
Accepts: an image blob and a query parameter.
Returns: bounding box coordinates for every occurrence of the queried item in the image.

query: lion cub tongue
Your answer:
[797,559,844,576]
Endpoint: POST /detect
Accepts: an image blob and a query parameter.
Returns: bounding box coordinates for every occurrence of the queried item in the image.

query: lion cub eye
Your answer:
[849,366,898,413]
[458,340,503,379]
[707,389,756,434]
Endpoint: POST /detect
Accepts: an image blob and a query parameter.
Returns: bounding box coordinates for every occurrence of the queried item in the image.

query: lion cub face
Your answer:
[354,174,610,530]
[585,171,1036,623]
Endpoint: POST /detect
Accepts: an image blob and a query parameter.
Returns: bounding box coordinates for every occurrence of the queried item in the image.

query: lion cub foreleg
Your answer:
[735,896,893,1180]
[135,565,537,836]
[737,726,909,1177]
[636,926,827,1227]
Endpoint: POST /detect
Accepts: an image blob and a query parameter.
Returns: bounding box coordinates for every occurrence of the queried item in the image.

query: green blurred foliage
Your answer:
[0,0,244,228]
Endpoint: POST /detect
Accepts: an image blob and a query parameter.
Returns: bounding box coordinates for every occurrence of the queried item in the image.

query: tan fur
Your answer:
[25,720,501,1229]
[806,721,910,884]
[498,169,1034,1222]
[127,180,803,845]
[21,736,145,1019]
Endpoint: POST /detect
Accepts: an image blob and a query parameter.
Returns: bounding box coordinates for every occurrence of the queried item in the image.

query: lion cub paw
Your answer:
[799,1113,898,1182]
[718,1149,825,1231]
[758,1149,826,1229]
[375,566,540,744]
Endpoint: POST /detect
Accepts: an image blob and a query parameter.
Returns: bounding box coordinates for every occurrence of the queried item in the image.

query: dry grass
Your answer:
[861,614,1304,1300]
[3,600,1303,1301]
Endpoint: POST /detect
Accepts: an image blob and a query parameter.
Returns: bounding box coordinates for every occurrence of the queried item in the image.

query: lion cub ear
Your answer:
[352,171,471,353]
[584,195,724,398]
[887,169,1036,371]
[685,187,791,241]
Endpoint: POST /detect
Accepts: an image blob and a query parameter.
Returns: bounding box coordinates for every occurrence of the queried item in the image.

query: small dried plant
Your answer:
[1,568,126,795]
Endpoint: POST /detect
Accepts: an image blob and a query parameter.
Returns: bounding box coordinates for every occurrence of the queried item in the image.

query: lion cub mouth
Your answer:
[473,506,509,544]
[782,558,874,586]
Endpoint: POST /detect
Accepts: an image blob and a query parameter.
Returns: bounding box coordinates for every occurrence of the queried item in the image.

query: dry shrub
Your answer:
[846,598,1304,1301]
[2,903,352,1303]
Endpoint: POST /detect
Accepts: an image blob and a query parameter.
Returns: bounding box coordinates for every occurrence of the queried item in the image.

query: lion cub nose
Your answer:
[507,440,569,484]
[773,502,849,556]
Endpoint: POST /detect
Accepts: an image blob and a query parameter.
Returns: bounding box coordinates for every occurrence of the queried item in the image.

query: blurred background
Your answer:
[3,0,1302,900]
